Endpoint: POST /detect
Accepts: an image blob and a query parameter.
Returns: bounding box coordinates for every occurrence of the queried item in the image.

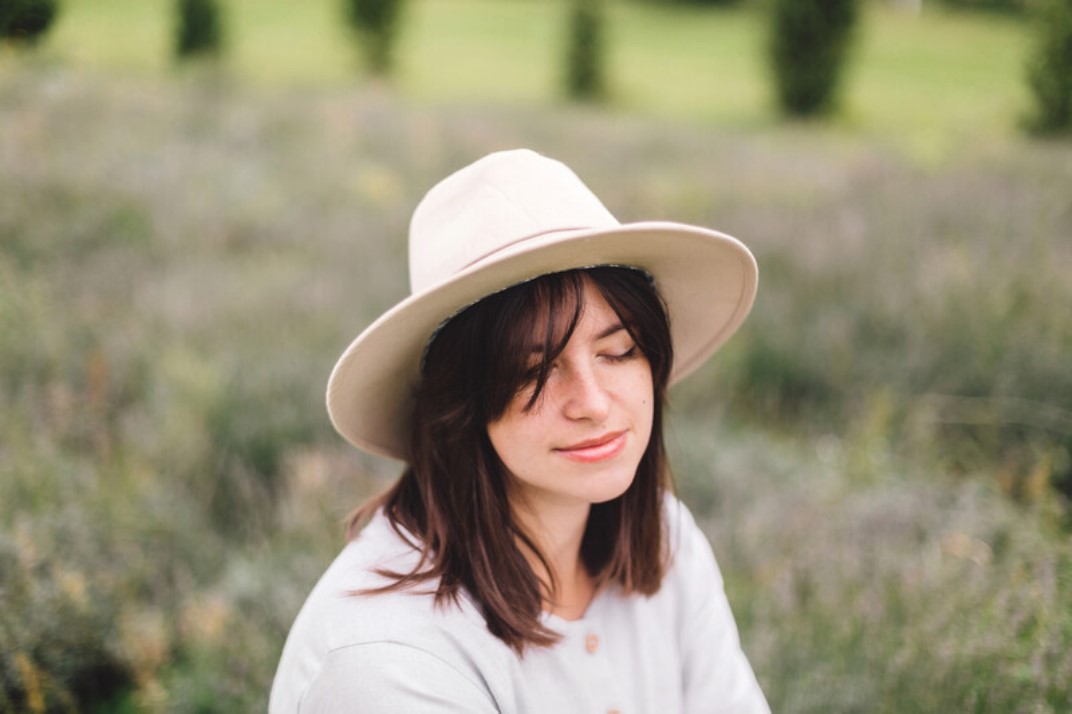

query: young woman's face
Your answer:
[486,278,655,516]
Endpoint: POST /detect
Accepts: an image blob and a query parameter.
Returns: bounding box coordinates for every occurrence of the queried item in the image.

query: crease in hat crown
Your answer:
[408,149,621,293]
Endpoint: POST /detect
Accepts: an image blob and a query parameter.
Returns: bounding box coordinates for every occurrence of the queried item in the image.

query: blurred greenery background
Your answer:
[2,0,1071,711]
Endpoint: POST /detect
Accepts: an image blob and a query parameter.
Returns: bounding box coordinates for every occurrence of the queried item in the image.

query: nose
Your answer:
[559,361,611,423]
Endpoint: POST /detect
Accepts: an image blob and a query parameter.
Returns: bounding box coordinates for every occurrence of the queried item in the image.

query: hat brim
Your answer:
[326,221,758,460]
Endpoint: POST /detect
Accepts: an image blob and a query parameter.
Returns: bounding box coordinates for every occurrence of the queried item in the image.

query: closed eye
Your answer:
[603,346,638,363]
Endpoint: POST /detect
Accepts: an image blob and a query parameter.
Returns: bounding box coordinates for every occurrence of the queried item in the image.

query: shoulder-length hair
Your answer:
[350,266,674,653]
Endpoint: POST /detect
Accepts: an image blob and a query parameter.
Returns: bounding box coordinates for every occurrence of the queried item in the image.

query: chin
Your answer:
[577,463,640,505]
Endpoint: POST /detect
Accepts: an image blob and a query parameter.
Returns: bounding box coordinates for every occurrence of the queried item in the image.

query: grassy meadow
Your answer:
[3,0,1072,711]
[42,0,1033,157]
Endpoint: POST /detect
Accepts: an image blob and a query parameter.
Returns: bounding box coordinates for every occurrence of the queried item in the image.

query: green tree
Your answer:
[1024,0,1072,133]
[0,0,59,45]
[936,0,1026,13]
[175,0,224,60]
[344,0,406,76]
[564,0,606,100]
[665,0,743,5]
[768,0,858,116]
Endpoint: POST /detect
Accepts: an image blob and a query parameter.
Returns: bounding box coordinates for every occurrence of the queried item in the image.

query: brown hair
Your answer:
[349,266,674,653]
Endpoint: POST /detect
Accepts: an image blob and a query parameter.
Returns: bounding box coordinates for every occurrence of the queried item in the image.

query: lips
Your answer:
[555,431,627,463]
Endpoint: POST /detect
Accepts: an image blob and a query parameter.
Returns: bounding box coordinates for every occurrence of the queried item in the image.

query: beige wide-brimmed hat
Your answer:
[327,149,758,460]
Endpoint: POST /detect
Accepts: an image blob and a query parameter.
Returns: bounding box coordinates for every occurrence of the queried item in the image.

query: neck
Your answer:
[512,497,596,620]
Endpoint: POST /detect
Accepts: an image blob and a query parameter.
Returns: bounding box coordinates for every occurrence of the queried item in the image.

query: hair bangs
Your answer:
[484,271,587,418]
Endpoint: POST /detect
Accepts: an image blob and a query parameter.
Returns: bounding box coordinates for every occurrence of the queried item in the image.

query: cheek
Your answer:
[632,366,655,404]
[487,411,536,467]
[486,420,509,461]
[634,373,655,439]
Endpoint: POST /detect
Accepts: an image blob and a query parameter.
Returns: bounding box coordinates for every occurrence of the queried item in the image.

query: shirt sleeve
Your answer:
[299,641,500,713]
[672,501,771,714]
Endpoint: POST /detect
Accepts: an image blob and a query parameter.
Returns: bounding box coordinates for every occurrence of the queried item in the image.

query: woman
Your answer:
[271,150,769,713]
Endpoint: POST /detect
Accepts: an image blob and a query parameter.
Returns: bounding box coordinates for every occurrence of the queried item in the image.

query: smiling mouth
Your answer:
[555,431,627,463]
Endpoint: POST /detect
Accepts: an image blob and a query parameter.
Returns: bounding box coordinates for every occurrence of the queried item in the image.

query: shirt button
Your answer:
[585,632,600,654]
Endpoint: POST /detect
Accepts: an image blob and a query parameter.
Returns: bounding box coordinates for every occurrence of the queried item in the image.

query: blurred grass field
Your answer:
[42,0,1030,157]
[3,1,1072,711]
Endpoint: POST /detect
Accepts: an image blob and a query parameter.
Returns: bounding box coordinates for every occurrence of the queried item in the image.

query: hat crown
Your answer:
[408,150,620,293]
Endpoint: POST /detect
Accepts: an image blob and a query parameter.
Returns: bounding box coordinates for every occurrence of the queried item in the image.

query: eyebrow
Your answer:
[596,322,627,340]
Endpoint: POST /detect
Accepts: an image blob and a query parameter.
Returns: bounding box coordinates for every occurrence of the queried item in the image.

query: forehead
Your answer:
[528,276,620,341]
[574,283,625,340]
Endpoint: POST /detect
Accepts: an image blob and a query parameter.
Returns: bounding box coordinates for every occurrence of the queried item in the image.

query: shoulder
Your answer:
[269,512,507,713]
[298,641,498,713]
[656,492,733,626]
[659,495,771,713]
[662,492,720,580]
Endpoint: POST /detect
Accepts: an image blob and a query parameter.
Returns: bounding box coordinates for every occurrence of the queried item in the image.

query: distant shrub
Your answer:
[768,0,858,116]
[649,0,744,5]
[564,0,606,100]
[934,0,1027,13]
[201,369,317,539]
[0,528,132,711]
[175,0,224,60]
[1023,0,1072,134]
[344,0,406,75]
[0,0,59,44]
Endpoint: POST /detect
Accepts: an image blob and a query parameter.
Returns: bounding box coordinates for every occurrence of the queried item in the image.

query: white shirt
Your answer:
[270,497,769,713]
